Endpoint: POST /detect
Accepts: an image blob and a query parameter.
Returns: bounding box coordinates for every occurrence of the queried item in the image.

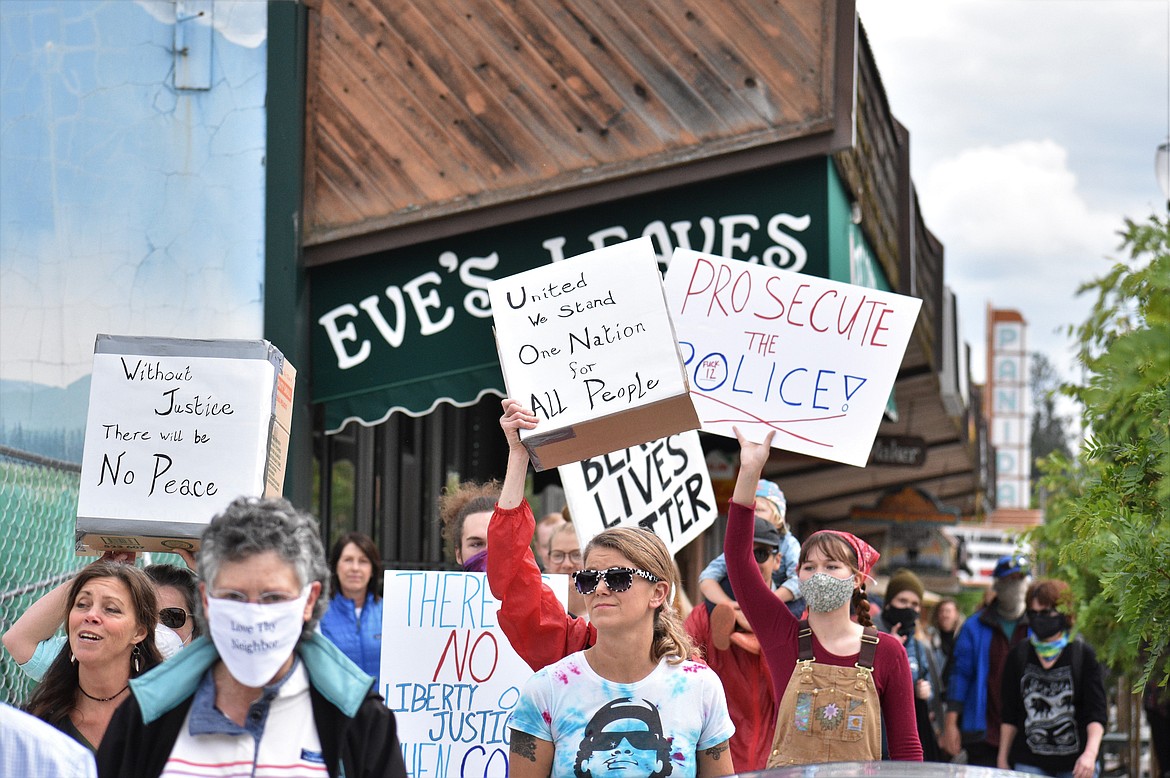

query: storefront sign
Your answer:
[662,250,921,467]
[870,435,927,467]
[381,570,567,778]
[559,430,718,555]
[311,159,835,432]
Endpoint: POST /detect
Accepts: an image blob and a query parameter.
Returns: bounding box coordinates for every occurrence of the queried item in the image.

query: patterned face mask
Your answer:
[802,572,856,613]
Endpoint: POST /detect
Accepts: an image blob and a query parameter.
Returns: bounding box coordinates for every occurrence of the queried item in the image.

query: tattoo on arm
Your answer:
[704,741,729,761]
[510,730,538,763]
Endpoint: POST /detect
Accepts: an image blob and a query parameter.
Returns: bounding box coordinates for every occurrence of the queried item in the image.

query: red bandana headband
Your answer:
[810,530,880,581]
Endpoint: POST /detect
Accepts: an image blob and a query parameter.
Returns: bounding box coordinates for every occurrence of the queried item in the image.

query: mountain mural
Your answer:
[0,376,90,462]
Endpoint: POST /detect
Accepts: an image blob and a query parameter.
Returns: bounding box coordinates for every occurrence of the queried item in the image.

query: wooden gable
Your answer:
[303,0,853,260]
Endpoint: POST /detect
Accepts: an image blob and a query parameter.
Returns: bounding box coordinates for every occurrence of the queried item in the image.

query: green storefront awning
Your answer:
[311,157,897,433]
[321,362,504,432]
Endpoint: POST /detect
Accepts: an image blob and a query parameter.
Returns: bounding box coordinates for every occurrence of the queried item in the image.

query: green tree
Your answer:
[1031,215,1170,692]
[1029,351,1072,508]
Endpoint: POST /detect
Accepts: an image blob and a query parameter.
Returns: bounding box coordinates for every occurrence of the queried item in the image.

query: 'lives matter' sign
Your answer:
[663,250,921,467]
[382,570,567,778]
[559,430,718,556]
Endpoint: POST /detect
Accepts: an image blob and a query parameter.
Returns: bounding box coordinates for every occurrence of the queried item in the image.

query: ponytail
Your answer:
[853,586,873,628]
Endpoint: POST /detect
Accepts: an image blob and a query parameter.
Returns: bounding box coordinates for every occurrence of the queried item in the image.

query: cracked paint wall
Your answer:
[0,0,268,461]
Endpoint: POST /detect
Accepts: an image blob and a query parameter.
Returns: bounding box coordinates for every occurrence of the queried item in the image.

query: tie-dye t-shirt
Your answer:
[508,651,734,778]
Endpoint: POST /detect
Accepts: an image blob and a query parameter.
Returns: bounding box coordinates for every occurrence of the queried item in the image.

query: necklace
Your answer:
[78,684,129,702]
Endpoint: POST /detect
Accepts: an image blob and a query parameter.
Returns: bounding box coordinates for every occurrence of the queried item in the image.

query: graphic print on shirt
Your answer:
[573,697,673,778]
[1020,663,1079,756]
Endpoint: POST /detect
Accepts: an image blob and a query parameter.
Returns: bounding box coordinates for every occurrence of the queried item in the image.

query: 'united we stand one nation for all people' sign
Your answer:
[381,570,568,778]
[662,249,922,467]
[487,237,698,470]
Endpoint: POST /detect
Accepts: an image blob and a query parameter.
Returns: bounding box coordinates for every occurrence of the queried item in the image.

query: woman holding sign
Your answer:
[7,560,164,753]
[724,428,922,765]
[508,525,736,777]
[486,399,597,671]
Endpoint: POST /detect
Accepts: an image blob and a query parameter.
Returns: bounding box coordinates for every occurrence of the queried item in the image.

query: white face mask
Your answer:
[206,588,311,688]
[802,572,856,613]
[154,624,185,660]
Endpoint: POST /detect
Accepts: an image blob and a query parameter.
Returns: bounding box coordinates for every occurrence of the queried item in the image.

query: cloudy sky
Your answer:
[856,0,1168,386]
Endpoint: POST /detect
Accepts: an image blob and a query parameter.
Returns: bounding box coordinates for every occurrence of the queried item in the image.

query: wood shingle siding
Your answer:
[303,0,851,256]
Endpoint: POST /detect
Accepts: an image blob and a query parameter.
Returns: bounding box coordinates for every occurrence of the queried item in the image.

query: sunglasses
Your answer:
[588,730,662,751]
[572,567,661,595]
[159,607,189,630]
[753,546,778,564]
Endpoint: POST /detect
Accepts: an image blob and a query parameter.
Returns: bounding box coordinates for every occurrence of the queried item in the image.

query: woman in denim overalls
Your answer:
[725,428,924,764]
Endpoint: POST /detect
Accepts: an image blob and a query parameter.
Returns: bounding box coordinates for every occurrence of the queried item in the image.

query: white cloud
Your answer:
[920,140,1125,385]
[135,0,267,49]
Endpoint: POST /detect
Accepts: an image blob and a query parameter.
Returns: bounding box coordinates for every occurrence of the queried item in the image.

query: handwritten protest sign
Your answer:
[487,237,698,470]
[76,335,295,552]
[382,570,567,778]
[662,250,921,467]
[559,430,718,555]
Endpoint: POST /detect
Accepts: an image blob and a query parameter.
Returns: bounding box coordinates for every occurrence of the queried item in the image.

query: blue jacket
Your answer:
[97,633,405,778]
[320,591,383,678]
[946,606,1026,738]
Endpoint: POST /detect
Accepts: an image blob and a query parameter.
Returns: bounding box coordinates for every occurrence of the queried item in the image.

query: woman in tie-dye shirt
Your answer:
[508,526,736,778]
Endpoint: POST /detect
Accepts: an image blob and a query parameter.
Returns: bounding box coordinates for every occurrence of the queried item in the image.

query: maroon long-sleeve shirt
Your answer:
[724,499,923,761]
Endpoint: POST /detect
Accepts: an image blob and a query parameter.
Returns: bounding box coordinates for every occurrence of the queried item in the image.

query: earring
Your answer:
[70,651,76,665]
[132,645,142,674]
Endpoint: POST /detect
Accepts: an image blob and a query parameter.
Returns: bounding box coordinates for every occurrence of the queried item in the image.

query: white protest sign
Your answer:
[382,570,568,778]
[487,236,698,470]
[76,336,294,550]
[559,430,718,555]
[663,250,922,467]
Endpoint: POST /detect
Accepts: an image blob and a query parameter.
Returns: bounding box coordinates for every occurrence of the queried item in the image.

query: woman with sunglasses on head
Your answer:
[724,428,922,765]
[486,398,598,671]
[997,579,1106,778]
[509,525,736,777]
[2,558,164,753]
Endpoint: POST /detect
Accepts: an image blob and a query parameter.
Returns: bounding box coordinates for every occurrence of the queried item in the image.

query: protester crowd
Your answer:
[1,396,1119,778]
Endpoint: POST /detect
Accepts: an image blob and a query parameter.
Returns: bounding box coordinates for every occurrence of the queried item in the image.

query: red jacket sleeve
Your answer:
[486,500,596,671]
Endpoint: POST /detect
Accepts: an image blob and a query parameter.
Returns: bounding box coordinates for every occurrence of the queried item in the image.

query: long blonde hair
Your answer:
[583,528,695,665]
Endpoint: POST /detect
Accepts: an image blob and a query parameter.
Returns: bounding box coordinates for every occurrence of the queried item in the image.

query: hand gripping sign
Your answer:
[662,250,922,467]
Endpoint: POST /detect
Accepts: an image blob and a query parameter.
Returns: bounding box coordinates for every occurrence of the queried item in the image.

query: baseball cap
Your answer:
[993,553,1030,578]
[752,517,782,549]
[755,479,787,522]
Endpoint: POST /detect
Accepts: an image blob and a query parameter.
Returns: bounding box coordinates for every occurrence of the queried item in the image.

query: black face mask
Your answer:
[1027,609,1068,640]
[883,604,918,634]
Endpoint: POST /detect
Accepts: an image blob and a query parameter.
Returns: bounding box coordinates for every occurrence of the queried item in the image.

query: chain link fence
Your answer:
[0,445,83,706]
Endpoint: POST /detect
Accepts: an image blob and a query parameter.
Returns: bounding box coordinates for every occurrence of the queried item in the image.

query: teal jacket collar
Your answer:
[129,632,375,724]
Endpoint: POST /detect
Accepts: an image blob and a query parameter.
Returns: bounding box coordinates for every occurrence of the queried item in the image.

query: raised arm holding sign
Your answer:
[486,399,596,672]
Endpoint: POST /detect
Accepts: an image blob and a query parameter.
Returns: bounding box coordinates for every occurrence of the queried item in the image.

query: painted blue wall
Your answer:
[0,0,268,460]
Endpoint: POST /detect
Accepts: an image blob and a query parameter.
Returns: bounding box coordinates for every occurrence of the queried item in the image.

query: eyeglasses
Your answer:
[572,567,660,595]
[753,546,779,564]
[1026,608,1060,619]
[549,550,582,565]
[159,607,189,630]
[208,589,302,605]
[588,730,662,751]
